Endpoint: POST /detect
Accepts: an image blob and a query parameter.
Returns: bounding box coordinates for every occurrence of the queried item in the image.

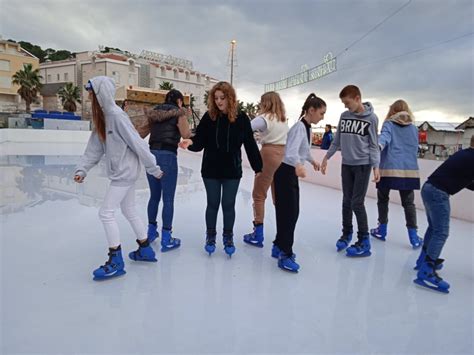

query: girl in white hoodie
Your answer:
[74,76,163,281]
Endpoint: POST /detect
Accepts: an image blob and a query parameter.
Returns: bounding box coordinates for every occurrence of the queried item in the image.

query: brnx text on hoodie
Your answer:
[325,102,380,167]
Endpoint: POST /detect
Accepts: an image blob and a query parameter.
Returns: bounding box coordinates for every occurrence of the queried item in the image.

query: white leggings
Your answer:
[99,184,147,248]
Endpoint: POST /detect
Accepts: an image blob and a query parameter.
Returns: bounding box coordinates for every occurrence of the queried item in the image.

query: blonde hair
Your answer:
[386,99,414,121]
[258,91,286,122]
[207,81,237,123]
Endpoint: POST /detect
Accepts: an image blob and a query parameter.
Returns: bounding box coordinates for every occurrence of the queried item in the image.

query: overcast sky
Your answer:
[2,0,473,126]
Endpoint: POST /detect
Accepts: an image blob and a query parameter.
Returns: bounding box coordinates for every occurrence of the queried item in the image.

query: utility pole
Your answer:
[230,40,236,85]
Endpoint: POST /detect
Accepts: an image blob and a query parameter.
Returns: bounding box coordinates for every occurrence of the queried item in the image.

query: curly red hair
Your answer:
[207,81,237,123]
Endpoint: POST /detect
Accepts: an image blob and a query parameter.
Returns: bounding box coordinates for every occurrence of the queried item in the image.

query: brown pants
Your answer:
[252,144,285,224]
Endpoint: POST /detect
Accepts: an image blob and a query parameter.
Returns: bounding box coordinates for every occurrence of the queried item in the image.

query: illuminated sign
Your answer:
[264,52,337,92]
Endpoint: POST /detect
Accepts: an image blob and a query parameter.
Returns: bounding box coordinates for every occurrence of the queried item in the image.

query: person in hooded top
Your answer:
[320,124,333,150]
[74,76,163,281]
[179,81,263,257]
[321,85,381,257]
[144,89,192,252]
[369,99,423,248]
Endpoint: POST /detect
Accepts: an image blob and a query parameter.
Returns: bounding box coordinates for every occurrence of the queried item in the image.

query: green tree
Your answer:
[159,81,174,90]
[58,83,82,112]
[244,102,257,119]
[48,50,73,61]
[237,100,245,113]
[18,41,46,62]
[203,90,209,106]
[12,63,43,112]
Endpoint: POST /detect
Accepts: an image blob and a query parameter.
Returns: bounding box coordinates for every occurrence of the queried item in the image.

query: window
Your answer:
[112,71,121,84]
[47,74,51,82]
[161,67,166,77]
[64,73,69,81]
[129,73,136,85]
[0,60,10,71]
[57,74,60,81]
[196,75,201,83]
[186,72,190,81]
[0,76,12,88]
[174,70,178,79]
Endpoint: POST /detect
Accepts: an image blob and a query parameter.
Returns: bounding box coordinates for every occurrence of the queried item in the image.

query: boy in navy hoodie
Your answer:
[413,135,474,293]
[321,85,380,257]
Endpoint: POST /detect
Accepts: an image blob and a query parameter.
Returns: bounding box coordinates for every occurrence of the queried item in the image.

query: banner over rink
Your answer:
[264,52,337,92]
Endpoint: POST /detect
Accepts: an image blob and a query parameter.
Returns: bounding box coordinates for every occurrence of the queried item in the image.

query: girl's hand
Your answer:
[179,139,193,149]
[312,161,321,172]
[295,164,307,178]
[321,158,328,175]
[74,175,84,183]
[372,167,381,183]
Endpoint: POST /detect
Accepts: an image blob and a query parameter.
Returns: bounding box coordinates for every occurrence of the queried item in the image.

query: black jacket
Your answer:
[189,111,263,179]
[147,103,186,154]
[428,148,474,195]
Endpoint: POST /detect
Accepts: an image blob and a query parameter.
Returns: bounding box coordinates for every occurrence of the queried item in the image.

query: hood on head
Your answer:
[89,76,117,113]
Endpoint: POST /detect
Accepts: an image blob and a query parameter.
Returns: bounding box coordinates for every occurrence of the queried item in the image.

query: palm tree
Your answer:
[189,94,196,109]
[11,63,43,112]
[159,81,174,90]
[244,102,257,119]
[237,100,245,113]
[58,83,81,112]
[203,90,209,106]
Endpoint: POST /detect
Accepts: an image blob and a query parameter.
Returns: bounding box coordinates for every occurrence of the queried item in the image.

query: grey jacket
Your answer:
[75,76,162,186]
[325,102,380,167]
[283,119,315,167]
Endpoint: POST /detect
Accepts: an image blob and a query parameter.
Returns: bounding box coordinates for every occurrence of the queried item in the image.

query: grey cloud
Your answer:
[2,0,472,121]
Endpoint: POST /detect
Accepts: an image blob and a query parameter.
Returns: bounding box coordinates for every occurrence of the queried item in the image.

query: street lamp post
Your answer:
[230,40,236,85]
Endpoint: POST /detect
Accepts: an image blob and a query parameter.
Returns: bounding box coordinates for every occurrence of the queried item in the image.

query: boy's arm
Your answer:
[325,119,341,160]
[369,115,381,168]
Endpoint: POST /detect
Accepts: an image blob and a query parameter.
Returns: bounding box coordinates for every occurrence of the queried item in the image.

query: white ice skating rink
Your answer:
[1,142,473,355]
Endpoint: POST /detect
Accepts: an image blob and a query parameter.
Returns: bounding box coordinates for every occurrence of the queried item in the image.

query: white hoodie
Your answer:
[75,76,162,186]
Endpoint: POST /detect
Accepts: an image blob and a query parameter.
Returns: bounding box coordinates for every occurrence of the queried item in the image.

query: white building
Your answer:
[455,117,474,148]
[38,48,219,119]
[417,121,464,159]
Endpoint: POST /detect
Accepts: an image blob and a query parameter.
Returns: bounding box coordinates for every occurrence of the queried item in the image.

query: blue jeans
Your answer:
[203,178,240,233]
[147,150,178,230]
[421,182,450,260]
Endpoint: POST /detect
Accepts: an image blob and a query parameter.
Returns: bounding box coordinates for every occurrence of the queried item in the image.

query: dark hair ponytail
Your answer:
[165,89,184,107]
[300,92,326,118]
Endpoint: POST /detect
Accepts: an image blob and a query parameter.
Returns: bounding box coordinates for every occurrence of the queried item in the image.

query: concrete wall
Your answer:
[43,119,90,131]
[241,147,474,223]
[2,129,472,222]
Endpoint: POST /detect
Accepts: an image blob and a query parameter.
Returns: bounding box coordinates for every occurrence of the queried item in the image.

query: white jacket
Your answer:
[75,76,162,186]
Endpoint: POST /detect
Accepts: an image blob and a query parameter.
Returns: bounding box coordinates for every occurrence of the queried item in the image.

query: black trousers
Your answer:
[341,164,371,239]
[273,163,299,255]
[377,188,417,229]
